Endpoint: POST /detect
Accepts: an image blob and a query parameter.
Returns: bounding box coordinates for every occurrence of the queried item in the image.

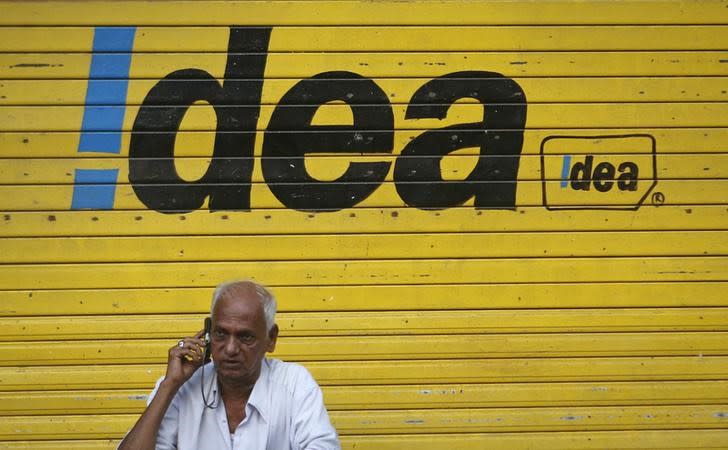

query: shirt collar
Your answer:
[242,358,271,423]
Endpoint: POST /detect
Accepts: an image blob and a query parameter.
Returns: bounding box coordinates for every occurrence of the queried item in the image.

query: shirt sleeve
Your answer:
[147,376,180,450]
[291,368,341,450]
[116,376,180,450]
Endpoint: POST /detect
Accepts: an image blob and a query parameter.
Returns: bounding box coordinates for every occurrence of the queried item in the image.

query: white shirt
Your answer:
[147,358,340,450]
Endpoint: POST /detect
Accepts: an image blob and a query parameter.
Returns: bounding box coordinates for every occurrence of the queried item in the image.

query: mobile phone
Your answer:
[201,316,217,408]
[203,317,212,364]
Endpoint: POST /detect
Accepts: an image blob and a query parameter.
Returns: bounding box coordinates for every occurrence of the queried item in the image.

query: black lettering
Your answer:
[393,71,527,210]
[570,155,593,191]
[262,71,394,211]
[129,27,271,213]
[592,162,615,192]
[617,161,639,191]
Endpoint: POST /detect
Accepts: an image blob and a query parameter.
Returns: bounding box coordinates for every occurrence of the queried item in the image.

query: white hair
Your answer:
[210,280,277,331]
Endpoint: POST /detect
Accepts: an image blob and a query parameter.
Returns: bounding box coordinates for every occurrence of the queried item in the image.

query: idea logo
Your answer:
[70,26,528,213]
[540,135,657,210]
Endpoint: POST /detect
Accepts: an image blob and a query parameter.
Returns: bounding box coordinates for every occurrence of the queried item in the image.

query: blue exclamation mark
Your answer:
[71,27,136,210]
[560,155,572,188]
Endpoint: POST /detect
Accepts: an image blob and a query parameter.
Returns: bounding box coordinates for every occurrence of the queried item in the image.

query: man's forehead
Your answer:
[213,288,264,320]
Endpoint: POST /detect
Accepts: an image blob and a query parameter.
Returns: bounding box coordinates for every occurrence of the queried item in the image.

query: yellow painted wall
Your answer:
[1,1,727,448]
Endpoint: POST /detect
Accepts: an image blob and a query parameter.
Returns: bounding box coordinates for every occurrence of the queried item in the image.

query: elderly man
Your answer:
[118,280,340,450]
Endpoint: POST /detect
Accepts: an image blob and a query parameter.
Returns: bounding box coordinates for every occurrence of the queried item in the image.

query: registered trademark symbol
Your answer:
[651,192,665,206]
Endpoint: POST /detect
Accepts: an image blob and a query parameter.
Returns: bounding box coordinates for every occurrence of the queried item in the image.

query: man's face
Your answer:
[210,288,277,386]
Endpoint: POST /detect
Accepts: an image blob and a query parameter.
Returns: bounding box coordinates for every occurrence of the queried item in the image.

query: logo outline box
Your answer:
[540,134,657,211]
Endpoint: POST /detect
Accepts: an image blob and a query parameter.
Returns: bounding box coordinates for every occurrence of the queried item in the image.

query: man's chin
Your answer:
[215,363,253,382]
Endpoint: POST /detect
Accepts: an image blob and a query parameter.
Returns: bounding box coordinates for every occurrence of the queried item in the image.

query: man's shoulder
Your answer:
[264,358,319,395]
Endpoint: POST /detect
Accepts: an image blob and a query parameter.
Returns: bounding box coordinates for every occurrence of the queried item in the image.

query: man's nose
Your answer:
[223,336,239,355]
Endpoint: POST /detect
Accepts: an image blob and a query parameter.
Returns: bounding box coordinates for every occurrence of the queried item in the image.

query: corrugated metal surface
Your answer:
[0,1,727,448]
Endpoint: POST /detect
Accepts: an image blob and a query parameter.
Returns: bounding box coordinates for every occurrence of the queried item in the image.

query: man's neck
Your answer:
[219,377,255,402]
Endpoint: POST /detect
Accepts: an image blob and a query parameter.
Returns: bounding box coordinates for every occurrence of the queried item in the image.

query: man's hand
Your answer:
[163,330,207,389]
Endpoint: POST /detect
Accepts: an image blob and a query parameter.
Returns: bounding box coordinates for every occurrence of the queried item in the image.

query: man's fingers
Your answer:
[180,337,206,348]
[171,346,203,362]
[169,342,203,358]
[193,329,205,339]
[176,337,205,355]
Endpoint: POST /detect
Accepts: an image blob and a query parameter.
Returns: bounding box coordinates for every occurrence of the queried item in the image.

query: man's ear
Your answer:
[267,324,279,353]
